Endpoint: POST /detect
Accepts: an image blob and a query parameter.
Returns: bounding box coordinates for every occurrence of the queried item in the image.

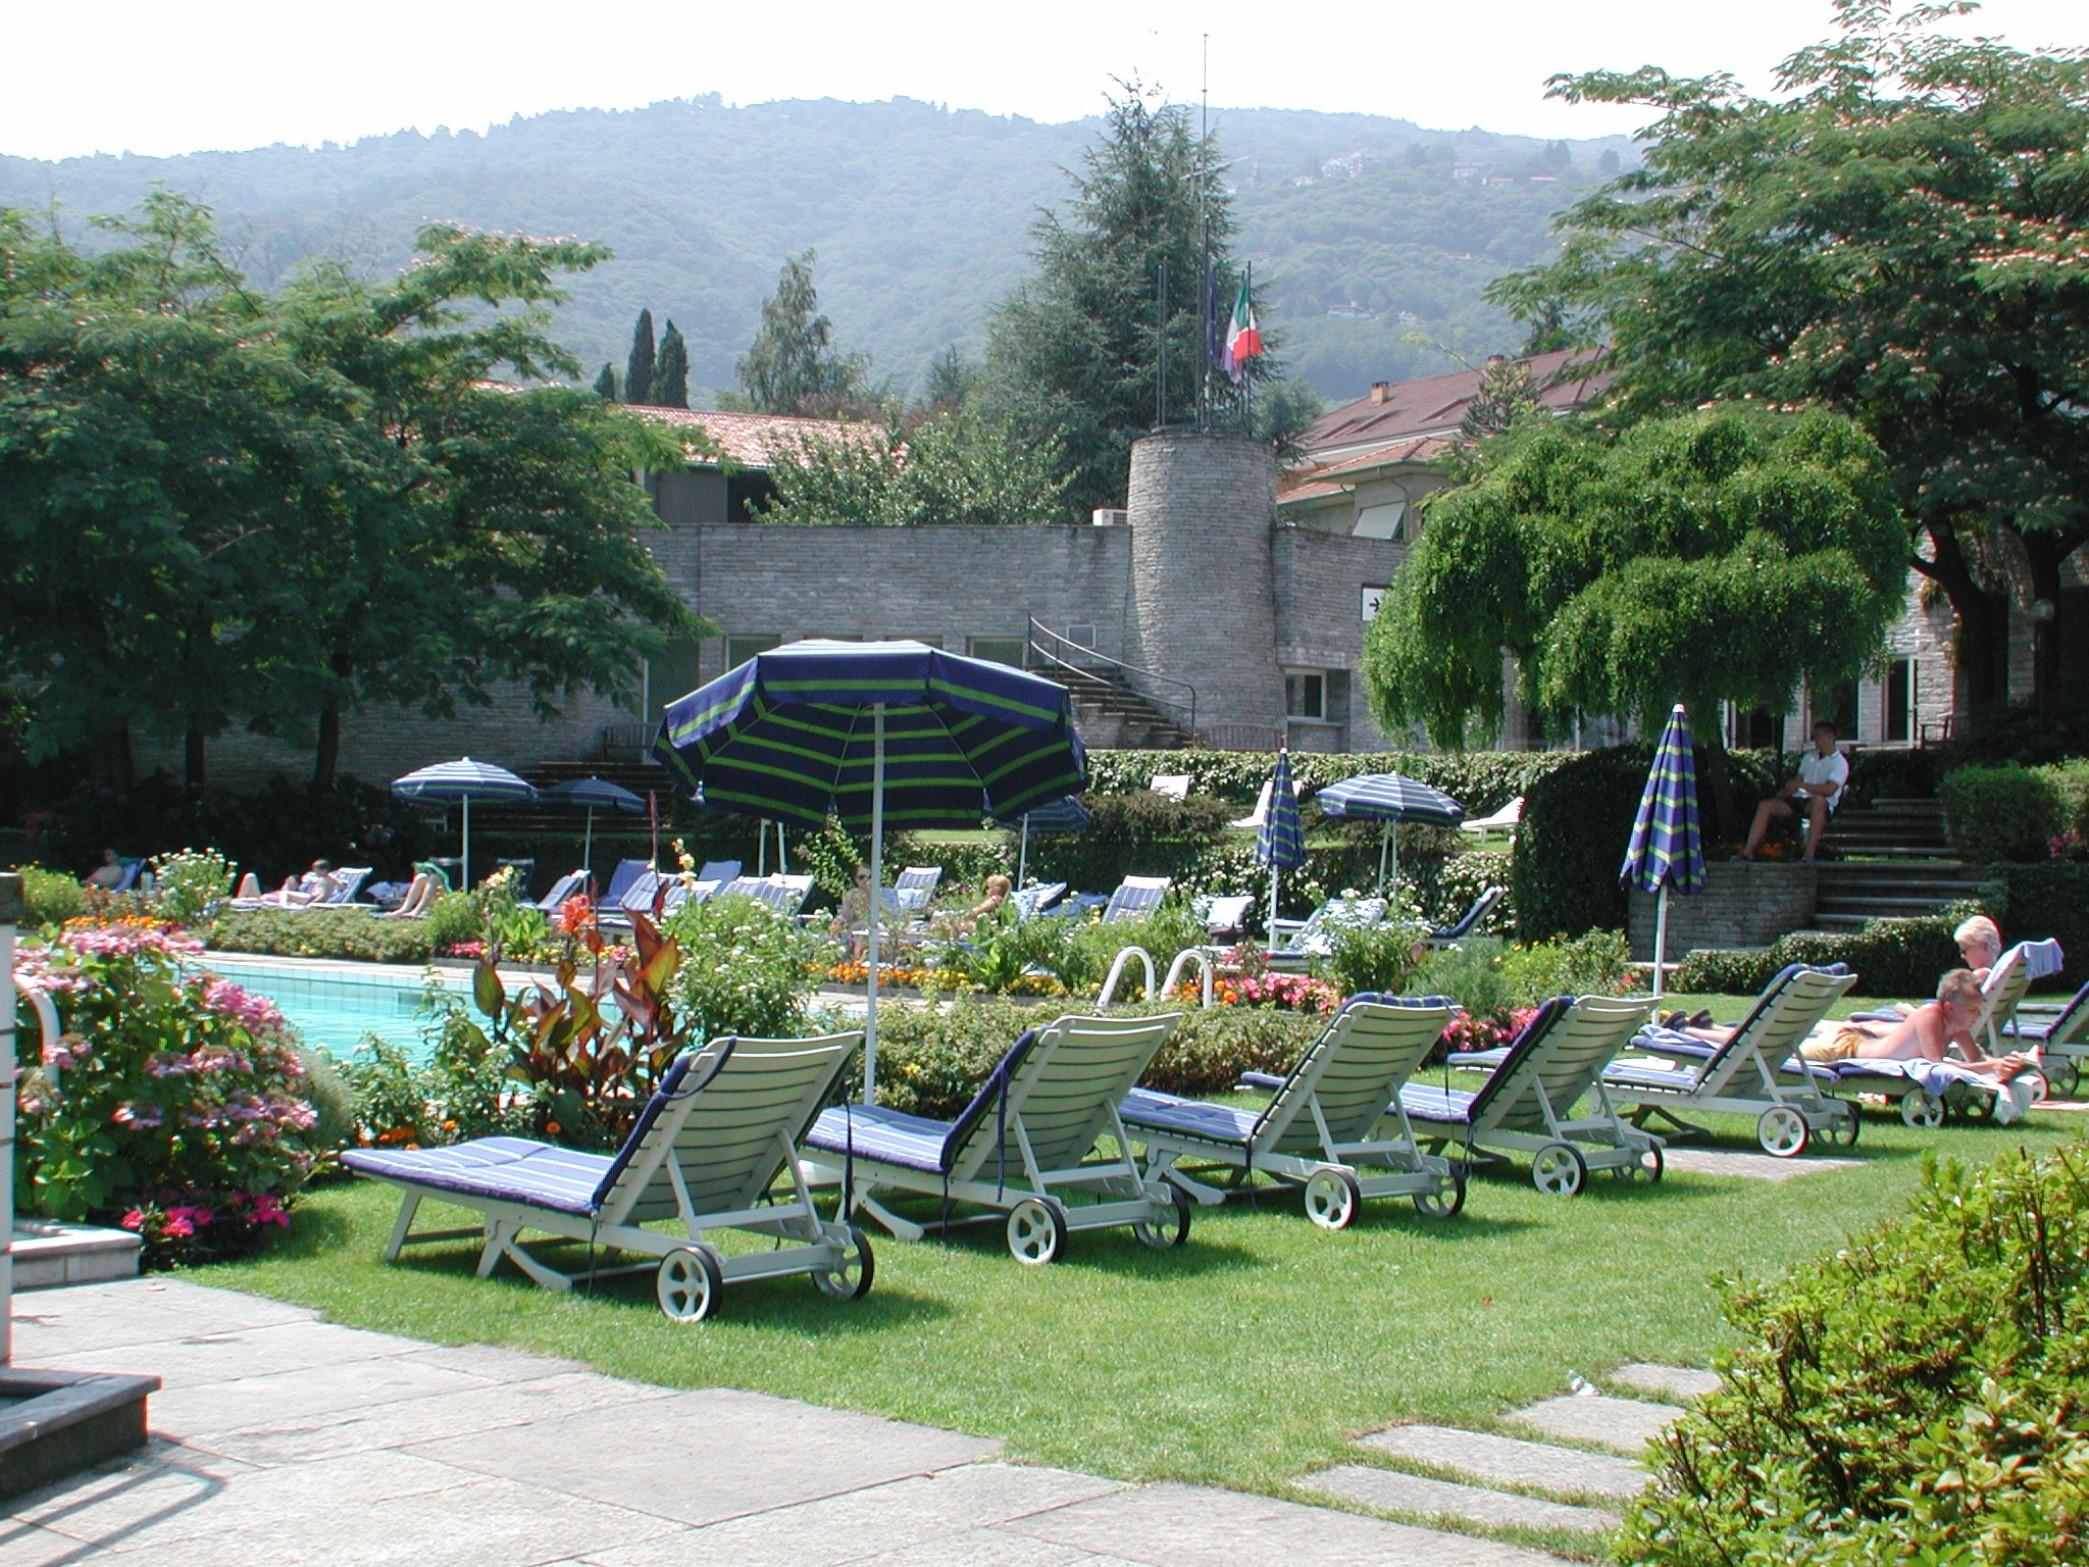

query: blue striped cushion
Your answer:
[342,1137,611,1216]
[1397,1082,1480,1124]
[1601,1060,1701,1093]
[1119,1088,1258,1147]
[804,1104,952,1174]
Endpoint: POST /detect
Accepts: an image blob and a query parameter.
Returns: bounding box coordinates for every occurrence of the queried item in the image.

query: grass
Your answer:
[198,1037,2085,1537]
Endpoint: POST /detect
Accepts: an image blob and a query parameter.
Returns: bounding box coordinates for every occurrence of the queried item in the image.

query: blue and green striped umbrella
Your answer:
[391,758,537,890]
[1255,751,1307,929]
[1621,703,1705,995]
[651,639,1087,1097]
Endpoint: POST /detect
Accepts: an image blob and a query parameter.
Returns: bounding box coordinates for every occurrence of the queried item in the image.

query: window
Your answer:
[1729,704,1779,750]
[1285,670,1327,720]
[647,637,705,710]
[725,472,777,522]
[1884,657,1915,744]
[968,636,1027,667]
[1817,679,1861,741]
[1063,622,1099,651]
[726,634,780,668]
[1353,502,1408,541]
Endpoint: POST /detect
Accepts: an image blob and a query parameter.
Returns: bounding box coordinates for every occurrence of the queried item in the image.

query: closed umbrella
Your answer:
[1013,794,1091,887]
[390,758,537,890]
[1254,750,1307,931]
[652,639,1086,1099]
[542,776,645,876]
[1621,704,1705,998]
[1313,773,1464,895]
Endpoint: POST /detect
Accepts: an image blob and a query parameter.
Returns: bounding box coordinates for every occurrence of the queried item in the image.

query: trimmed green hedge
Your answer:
[207,909,436,964]
[1981,859,2089,989]
[1619,1144,2089,1565]
[1084,748,1561,812]
[1940,760,2089,863]
[1671,906,1979,998]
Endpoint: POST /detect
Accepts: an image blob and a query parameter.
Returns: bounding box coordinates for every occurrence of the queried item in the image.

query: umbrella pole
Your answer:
[758,823,767,878]
[865,703,885,1104]
[777,824,787,876]
[1376,824,1390,897]
[1652,884,1670,999]
[461,796,471,890]
[1018,816,1030,887]
[583,807,594,877]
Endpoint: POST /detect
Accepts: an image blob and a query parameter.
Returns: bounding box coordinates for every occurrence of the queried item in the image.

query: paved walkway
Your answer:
[5,1279,1580,1567]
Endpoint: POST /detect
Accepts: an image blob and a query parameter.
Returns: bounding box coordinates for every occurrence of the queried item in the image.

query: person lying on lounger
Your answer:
[1796,969,2037,1079]
[235,860,337,906]
[83,847,129,890]
[382,863,447,919]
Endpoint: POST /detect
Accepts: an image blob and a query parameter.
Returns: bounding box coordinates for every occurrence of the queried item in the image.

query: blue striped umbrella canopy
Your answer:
[543,776,645,877]
[1255,750,1307,929]
[652,639,1087,1098]
[1313,772,1464,895]
[391,758,537,889]
[1012,794,1092,886]
[1621,704,1705,996]
[689,785,793,876]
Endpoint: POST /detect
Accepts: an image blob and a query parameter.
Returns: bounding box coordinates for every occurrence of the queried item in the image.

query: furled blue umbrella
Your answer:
[1313,773,1464,895]
[1621,704,1706,998]
[652,639,1087,1098]
[390,758,538,890]
[542,776,645,877]
[1255,751,1308,931]
[1013,794,1091,887]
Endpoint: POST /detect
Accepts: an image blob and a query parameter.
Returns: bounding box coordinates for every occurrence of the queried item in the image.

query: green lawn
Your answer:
[201,1062,2084,1548]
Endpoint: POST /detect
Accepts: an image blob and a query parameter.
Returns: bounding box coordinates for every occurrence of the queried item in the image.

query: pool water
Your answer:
[207,961,458,1064]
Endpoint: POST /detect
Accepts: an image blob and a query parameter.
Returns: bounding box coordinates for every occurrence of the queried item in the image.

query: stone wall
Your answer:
[1271,527,1409,751]
[1628,862,1817,963]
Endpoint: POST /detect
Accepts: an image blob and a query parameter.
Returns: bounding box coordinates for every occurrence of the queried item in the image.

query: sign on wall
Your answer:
[1361,585,1389,623]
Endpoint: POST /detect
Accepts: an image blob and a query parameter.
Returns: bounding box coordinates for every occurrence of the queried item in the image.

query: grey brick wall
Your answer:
[1271,528,1411,750]
[1628,863,1817,962]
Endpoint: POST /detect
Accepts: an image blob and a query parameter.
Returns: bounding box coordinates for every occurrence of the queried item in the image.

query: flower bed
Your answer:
[14,917,321,1267]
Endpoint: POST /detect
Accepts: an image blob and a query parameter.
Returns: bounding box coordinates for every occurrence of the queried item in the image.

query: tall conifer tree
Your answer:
[592,362,618,400]
[654,320,690,408]
[625,308,656,405]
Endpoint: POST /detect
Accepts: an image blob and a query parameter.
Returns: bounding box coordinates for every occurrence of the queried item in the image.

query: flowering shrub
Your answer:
[664,892,821,1046]
[14,918,320,1266]
[149,846,237,925]
[1194,969,1344,1014]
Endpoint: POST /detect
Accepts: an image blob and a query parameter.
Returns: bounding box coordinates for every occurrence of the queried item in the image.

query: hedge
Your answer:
[1671,906,1980,998]
[1084,748,1562,813]
[1940,760,2089,863]
[1619,1144,2089,1566]
[1981,859,2089,990]
[207,908,437,964]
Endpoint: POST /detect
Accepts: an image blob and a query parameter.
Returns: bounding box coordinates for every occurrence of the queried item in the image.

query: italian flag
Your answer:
[1223,274,1263,384]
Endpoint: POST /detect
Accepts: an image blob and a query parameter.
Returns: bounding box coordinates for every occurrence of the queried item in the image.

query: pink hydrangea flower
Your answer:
[160,1214,194,1240]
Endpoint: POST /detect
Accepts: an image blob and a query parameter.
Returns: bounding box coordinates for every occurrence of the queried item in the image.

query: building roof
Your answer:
[625,405,879,469]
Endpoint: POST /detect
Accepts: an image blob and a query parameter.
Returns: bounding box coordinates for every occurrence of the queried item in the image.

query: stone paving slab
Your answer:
[1007,1480,1576,1566]
[143,1345,497,1432]
[1510,1395,1685,1454]
[1356,1424,1650,1502]
[1301,1463,1621,1535]
[1608,1362,1722,1402]
[29,1318,429,1393]
[405,1384,1000,1528]
[8,1278,318,1357]
[1659,1148,1862,1182]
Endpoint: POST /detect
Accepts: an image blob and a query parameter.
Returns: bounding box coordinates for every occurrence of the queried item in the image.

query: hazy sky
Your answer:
[8,0,2086,161]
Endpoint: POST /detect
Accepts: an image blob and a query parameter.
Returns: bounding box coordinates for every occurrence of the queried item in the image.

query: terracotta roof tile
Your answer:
[626,405,879,468]
[1296,348,1610,463]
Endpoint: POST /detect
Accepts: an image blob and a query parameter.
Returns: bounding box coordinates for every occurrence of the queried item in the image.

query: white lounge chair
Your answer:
[1149,774,1191,801]
[342,1031,870,1321]
[1101,875,1171,924]
[1266,896,1387,968]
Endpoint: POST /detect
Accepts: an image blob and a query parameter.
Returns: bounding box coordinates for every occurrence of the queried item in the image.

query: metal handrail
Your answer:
[1027,618,1198,737]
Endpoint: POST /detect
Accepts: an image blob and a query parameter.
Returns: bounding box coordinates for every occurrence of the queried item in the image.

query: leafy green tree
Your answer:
[592,362,618,400]
[274,229,712,789]
[732,250,871,416]
[625,307,655,405]
[1491,0,2089,721]
[760,407,1070,528]
[653,320,690,408]
[1361,406,1910,828]
[916,344,976,419]
[1457,356,1544,445]
[978,80,1283,518]
[1251,376,1323,467]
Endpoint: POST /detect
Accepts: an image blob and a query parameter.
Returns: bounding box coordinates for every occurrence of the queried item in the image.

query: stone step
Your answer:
[1509,1395,1685,1455]
[1300,1464,1620,1537]
[1815,895,1972,917]
[10,1221,141,1290]
[1605,1363,1722,1402]
[1815,860,1979,879]
[1355,1424,1651,1503]
[1870,797,1946,811]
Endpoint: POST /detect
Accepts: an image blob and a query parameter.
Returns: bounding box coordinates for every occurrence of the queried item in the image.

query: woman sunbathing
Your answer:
[236,860,338,907]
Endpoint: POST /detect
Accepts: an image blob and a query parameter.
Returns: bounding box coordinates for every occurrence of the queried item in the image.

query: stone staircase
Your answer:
[1807,797,1984,935]
[1048,665,1196,750]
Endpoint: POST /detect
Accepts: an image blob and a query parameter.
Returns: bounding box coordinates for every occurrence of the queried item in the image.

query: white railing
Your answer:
[1097,946,1157,1008]
[1161,948,1217,1009]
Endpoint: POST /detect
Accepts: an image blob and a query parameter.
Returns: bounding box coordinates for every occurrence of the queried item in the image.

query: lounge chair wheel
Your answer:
[1413,1168,1467,1219]
[1954,1090,1994,1124]
[1614,1145,1664,1184]
[1900,1089,1945,1130]
[1531,1143,1586,1197]
[1303,1169,1363,1230]
[1757,1105,1810,1158]
[1006,1198,1068,1265]
[656,1245,724,1322]
[1821,1102,1862,1149]
[2047,1058,2080,1100]
[1133,1183,1193,1249]
[812,1224,876,1300]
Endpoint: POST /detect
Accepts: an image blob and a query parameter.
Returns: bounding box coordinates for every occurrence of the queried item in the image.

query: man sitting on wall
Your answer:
[1736,720,1848,863]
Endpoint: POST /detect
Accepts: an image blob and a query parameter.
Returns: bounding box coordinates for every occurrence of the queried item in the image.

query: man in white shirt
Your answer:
[1737,720,1849,863]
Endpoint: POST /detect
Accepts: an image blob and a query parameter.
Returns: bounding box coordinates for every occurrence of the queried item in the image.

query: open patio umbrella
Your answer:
[390,758,537,890]
[1012,794,1091,887]
[542,776,645,877]
[651,639,1087,1099]
[1255,750,1307,931]
[691,786,790,876]
[1621,704,1705,998]
[1313,773,1464,895]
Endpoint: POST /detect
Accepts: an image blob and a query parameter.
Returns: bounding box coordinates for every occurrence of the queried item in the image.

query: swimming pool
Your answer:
[201,959,463,1063]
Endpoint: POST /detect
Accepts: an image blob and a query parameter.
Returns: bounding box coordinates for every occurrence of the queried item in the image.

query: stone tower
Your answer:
[1125,430,1285,741]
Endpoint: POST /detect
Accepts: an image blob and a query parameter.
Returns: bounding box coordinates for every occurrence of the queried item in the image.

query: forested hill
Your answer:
[0,95,1632,401]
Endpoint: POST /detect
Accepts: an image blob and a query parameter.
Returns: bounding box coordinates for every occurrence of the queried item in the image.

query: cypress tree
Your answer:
[592,362,618,400]
[625,308,656,405]
[654,320,691,408]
